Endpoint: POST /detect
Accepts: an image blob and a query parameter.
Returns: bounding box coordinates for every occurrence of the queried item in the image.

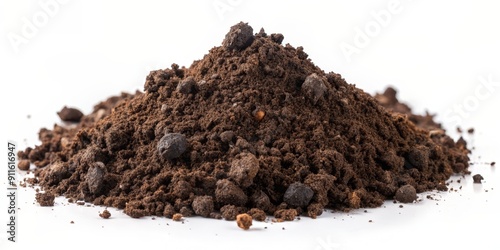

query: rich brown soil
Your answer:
[19,22,469,220]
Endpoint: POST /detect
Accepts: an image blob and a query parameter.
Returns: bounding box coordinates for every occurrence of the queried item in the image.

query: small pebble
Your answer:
[157,133,188,160]
[57,106,84,122]
[283,182,314,207]
[301,73,327,104]
[222,22,254,51]
[394,185,417,203]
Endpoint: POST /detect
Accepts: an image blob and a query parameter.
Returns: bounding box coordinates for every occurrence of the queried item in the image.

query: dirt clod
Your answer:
[220,205,242,220]
[99,209,111,219]
[247,208,266,222]
[283,182,314,207]
[20,22,470,220]
[36,192,55,206]
[229,153,260,188]
[192,196,214,218]
[394,185,417,203]
[18,159,30,171]
[57,106,83,122]
[236,213,252,230]
[302,73,328,104]
[274,209,298,221]
[215,179,248,206]
[172,213,183,221]
[473,174,484,184]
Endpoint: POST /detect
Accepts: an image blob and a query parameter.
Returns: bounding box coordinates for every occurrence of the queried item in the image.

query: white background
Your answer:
[1,0,499,249]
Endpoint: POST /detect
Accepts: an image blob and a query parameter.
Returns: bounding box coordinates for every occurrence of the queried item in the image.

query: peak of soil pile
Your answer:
[20,22,469,219]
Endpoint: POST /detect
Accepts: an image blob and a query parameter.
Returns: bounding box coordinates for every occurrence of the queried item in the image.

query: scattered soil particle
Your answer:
[491,162,496,167]
[394,185,417,203]
[18,159,30,171]
[76,201,85,206]
[99,209,111,219]
[473,174,484,184]
[70,221,74,224]
[467,128,475,134]
[57,106,84,122]
[236,213,253,230]
[36,192,55,206]
[172,213,183,221]
[19,22,470,220]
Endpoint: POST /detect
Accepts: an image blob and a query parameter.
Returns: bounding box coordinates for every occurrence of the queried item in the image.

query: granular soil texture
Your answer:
[19,22,470,219]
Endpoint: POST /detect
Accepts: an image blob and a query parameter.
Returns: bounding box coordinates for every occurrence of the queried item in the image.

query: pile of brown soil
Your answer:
[19,22,469,219]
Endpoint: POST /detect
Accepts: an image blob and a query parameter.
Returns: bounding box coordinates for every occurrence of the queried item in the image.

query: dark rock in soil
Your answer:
[283,182,314,207]
[57,106,84,122]
[394,185,417,203]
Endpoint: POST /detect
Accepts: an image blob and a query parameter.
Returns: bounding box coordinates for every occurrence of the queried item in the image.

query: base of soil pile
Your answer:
[19,22,469,220]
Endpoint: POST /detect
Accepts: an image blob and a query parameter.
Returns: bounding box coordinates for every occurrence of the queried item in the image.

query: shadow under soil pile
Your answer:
[19,22,470,220]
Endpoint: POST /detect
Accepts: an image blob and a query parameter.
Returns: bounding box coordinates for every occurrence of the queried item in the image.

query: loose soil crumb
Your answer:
[472,174,484,184]
[274,209,298,221]
[236,213,253,230]
[172,213,183,221]
[57,106,84,122]
[192,195,215,217]
[19,23,470,220]
[18,159,30,171]
[247,208,267,222]
[99,209,111,219]
[36,192,55,206]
